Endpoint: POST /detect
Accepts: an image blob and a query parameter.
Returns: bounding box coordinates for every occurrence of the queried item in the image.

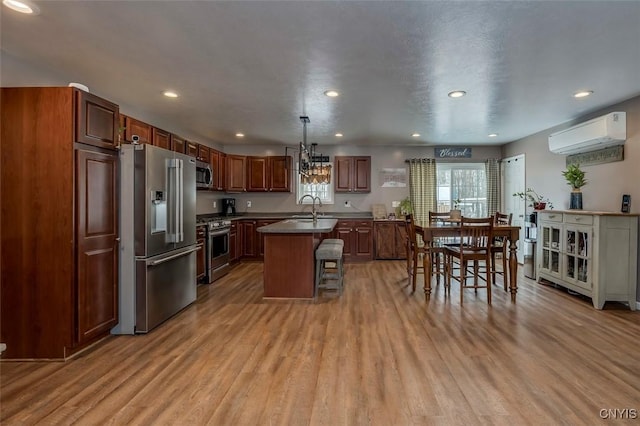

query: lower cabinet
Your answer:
[241,220,258,258]
[537,210,638,310]
[196,225,207,281]
[374,221,408,259]
[257,220,279,257]
[229,221,240,262]
[334,220,373,262]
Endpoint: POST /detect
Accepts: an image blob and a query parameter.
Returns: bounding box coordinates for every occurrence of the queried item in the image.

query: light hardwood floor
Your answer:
[2,261,640,425]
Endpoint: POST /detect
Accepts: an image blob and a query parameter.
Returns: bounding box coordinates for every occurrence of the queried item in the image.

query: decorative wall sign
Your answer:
[379,168,406,187]
[566,145,623,167]
[435,146,472,158]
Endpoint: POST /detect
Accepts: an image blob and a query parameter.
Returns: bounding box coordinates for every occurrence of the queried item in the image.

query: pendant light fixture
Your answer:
[298,116,331,185]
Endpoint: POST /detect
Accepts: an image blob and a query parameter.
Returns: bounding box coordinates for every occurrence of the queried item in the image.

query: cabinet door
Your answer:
[186,140,198,158]
[171,134,186,153]
[539,222,562,278]
[124,116,152,144]
[75,148,119,344]
[210,149,221,191]
[395,222,408,259]
[75,90,119,150]
[242,221,257,257]
[247,156,268,192]
[335,221,355,261]
[197,144,210,163]
[354,221,373,261]
[257,220,278,257]
[563,225,591,289]
[353,157,371,193]
[229,230,239,261]
[227,155,246,192]
[269,156,291,192]
[374,222,395,259]
[334,157,353,193]
[219,153,227,191]
[196,226,207,280]
[152,127,171,150]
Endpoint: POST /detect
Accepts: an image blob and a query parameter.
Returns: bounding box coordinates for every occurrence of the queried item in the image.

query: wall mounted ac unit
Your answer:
[548,112,626,155]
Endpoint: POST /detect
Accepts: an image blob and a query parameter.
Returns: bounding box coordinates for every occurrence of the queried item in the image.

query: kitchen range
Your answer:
[197,217,232,283]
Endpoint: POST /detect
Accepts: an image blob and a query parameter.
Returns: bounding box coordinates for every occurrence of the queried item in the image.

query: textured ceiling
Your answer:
[2,1,640,147]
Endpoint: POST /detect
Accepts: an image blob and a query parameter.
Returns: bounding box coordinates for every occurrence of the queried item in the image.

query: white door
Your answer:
[502,154,526,263]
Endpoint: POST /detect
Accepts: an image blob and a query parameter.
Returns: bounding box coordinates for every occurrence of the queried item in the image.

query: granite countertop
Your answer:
[197,212,373,221]
[256,218,338,233]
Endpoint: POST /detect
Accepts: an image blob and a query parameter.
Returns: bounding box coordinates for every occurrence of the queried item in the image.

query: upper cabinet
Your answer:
[152,127,171,150]
[75,90,119,150]
[123,116,152,144]
[334,156,371,193]
[246,156,292,192]
[227,154,247,192]
[210,149,226,191]
[186,140,198,158]
[197,144,210,163]
[171,134,186,154]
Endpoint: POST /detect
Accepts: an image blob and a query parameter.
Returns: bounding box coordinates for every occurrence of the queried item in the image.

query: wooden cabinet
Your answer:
[246,156,292,192]
[1,87,119,359]
[197,144,210,163]
[537,211,638,310]
[374,221,408,259]
[334,156,371,193]
[75,90,119,150]
[229,221,240,262]
[257,220,279,257]
[171,134,186,153]
[210,149,226,191]
[241,220,258,258]
[334,220,373,262]
[268,156,292,192]
[152,127,171,150]
[123,115,152,144]
[227,155,247,192]
[75,148,119,343]
[196,225,207,281]
[247,156,269,191]
[186,140,198,158]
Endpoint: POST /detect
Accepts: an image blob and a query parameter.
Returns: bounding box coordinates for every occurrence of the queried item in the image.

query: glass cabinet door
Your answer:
[564,226,590,289]
[540,223,562,277]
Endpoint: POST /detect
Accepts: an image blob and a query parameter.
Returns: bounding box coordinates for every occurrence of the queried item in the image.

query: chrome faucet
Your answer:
[299,195,322,222]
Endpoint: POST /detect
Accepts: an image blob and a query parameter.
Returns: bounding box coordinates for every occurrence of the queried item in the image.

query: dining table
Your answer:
[416,222,521,302]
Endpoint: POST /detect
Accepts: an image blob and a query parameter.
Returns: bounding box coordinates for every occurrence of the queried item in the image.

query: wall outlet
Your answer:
[247,200,252,208]
[213,201,217,209]
[344,200,351,207]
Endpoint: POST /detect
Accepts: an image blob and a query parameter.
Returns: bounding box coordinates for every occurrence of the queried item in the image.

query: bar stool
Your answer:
[315,239,345,296]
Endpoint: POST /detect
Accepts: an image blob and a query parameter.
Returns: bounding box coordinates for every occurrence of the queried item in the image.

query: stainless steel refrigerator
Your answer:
[113,144,197,334]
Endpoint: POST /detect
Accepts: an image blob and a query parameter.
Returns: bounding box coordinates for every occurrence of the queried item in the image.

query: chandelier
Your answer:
[299,116,331,185]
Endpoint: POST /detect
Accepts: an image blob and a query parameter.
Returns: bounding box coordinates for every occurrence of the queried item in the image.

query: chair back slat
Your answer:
[458,216,494,251]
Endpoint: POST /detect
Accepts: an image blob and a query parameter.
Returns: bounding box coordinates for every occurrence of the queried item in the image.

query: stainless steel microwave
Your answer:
[196,161,213,189]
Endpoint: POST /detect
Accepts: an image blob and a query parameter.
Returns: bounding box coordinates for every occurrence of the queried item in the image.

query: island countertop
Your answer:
[257,218,338,233]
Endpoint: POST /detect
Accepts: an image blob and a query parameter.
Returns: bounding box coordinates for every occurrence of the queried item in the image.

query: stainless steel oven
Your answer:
[208,220,231,281]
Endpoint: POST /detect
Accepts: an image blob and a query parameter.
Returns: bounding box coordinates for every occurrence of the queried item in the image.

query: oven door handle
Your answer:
[209,228,230,237]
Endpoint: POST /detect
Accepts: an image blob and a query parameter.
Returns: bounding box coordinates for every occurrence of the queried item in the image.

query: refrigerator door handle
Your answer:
[148,246,198,266]
[166,158,181,243]
[177,158,184,243]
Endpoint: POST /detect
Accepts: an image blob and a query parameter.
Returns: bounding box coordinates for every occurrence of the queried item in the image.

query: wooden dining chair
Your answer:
[404,214,427,293]
[491,212,513,291]
[445,216,494,304]
[428,211,453,286]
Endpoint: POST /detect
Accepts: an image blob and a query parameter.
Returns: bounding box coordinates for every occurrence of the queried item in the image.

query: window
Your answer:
[297,162,334,204]
[436,163,487,217]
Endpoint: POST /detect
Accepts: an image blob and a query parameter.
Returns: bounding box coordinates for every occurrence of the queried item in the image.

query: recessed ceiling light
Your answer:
[324,90,339,97]
[335,133,343,137]
[235,133,245,138]
[412,133,420,137]
[573,90,593,98]
[448,91,466,98]
[163,91,179,98]
[3,0,39,14]
[488,133,498,138]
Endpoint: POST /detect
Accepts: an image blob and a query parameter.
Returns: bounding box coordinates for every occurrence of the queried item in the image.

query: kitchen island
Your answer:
[257,218,338,298]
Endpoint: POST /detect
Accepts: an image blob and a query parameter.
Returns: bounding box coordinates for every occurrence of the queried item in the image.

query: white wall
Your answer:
[502,95,640,213]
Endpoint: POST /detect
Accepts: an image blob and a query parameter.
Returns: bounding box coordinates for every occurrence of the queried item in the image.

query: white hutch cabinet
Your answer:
[537,210,638,310]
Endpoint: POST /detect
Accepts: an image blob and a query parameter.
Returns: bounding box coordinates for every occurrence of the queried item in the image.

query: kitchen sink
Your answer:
[283,218,315,223]
[291,214,334,219]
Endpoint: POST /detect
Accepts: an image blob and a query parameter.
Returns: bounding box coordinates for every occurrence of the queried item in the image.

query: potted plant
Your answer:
[562,164,587,209]
[513,188,554,210]
[399,197,413,217]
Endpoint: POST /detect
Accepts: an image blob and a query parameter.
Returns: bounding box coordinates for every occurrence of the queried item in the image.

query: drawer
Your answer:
[564,214,593,226]
[539,212,563,223]
[337,220,353,228]
[354,220,372,228]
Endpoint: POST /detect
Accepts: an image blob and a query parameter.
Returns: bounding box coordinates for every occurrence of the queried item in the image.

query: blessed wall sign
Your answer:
[434,147,472,158]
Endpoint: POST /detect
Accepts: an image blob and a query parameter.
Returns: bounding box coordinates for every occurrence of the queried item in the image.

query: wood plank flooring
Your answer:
[2,261,640,425]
